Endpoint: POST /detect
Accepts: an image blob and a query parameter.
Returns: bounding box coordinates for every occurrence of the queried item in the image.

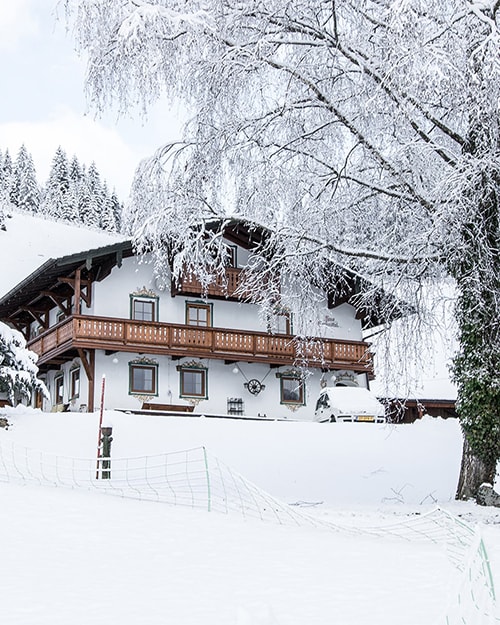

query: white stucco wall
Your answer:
[42,350,369,421]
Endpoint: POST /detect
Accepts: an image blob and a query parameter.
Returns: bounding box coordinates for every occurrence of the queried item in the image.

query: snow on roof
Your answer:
[321,387,385,415]
[0,211,127,298]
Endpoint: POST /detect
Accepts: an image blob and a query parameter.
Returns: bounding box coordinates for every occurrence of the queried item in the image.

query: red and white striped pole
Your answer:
[95,374,106,479]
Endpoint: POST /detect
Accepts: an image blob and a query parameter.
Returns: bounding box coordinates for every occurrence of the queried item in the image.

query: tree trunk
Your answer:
[456,435,497,500]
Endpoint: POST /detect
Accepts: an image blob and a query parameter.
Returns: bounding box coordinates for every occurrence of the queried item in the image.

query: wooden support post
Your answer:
[58,272,92,310]
[74,268,81,315]
[78,348,95,412]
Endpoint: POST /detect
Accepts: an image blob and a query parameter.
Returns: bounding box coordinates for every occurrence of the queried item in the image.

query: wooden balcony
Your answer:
[172,267,252,300]
[28,315,374,373]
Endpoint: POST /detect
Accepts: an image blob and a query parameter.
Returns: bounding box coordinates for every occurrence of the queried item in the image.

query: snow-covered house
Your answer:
[0,224,397,419]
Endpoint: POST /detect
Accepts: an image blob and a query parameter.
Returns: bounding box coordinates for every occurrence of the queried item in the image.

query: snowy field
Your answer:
[1,407,499,625]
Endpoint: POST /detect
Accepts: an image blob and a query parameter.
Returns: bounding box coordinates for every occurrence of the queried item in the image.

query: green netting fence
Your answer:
[0,439,498,624]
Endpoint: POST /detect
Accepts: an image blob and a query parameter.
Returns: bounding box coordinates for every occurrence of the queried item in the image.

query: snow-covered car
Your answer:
[314,387,386,423]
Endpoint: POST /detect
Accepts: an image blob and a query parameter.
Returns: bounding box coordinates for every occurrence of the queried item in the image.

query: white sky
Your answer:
[0,0,183,199]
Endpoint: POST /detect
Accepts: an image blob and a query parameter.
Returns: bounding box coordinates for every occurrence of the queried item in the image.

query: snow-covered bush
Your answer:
[0,322,48,405]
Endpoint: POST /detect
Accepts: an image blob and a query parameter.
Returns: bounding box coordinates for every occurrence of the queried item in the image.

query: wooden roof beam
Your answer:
[20,306,48,328]
[40,291,72,316]
[58,271,92,309]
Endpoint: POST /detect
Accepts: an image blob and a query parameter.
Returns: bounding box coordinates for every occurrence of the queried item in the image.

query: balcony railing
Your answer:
[171,267,252,300]
[28,315,374,373]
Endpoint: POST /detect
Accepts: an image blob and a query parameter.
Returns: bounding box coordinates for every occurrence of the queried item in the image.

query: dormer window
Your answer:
[226,245,237,268]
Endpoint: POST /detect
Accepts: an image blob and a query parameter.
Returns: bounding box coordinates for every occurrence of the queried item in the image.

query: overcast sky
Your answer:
[0,1,182,200]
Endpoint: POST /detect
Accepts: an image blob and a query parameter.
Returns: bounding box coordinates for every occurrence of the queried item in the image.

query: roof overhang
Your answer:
[0,240,134,326]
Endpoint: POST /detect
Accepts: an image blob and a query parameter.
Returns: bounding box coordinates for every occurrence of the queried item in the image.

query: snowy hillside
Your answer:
[0,211,126,297]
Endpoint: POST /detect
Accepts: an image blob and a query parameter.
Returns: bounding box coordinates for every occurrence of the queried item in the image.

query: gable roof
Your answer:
[0,240,134,324]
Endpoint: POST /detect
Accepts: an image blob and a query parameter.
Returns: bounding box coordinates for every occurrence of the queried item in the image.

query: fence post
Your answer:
[203,446,211,512]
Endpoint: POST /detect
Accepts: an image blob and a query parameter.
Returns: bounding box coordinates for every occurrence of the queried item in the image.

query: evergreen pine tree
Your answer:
[13,144,40,213]
[41,146,70,219]
[99,182,118,232]
[84,162,104,228]
[110,191,123,233]
[0,321,47,405]
[76,167,92,226]
[1,150,14,206]
[68,155,83,184]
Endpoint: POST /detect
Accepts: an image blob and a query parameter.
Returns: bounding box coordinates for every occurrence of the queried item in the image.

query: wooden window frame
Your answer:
[70,368,80,400]
[185,301,213,327]
[179,367,208,399]
[130,295,158,322]
[276,312,292,335]
[54,374,64,404]
[129,363,158,396]
[279,376,305,406]
[268,309,293,335]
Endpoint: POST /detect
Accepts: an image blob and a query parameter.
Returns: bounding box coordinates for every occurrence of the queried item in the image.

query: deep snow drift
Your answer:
[0,407,499,625]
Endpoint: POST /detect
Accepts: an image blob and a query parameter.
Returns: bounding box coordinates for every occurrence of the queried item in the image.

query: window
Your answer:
[276,313,291,335]
[56,310,65,324]
[186,302,212,327]
[129,364,158,395]
[226,245,237,267]
[269,309,292,335]
[54,375,64,404]
[70,368,80,399]
[179,367,207,398]
[227,397,244,415]
[280,376,305,405]
[130,296,157,322]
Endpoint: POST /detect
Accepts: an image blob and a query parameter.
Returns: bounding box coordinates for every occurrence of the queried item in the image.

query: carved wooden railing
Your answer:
[28,315,374,372]
[171,267,253,300]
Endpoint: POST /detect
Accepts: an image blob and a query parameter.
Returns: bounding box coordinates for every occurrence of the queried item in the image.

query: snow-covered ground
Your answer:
[1,407,499,625]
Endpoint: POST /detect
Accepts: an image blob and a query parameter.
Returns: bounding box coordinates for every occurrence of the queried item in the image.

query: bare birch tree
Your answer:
[64,0,500,499]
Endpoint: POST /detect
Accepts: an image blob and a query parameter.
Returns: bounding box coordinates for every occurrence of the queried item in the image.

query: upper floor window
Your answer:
[130,295,158,322]
[186,302,212,327]
[276,313,291,335]
[269,309,292,335]
[226,245,237,268]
